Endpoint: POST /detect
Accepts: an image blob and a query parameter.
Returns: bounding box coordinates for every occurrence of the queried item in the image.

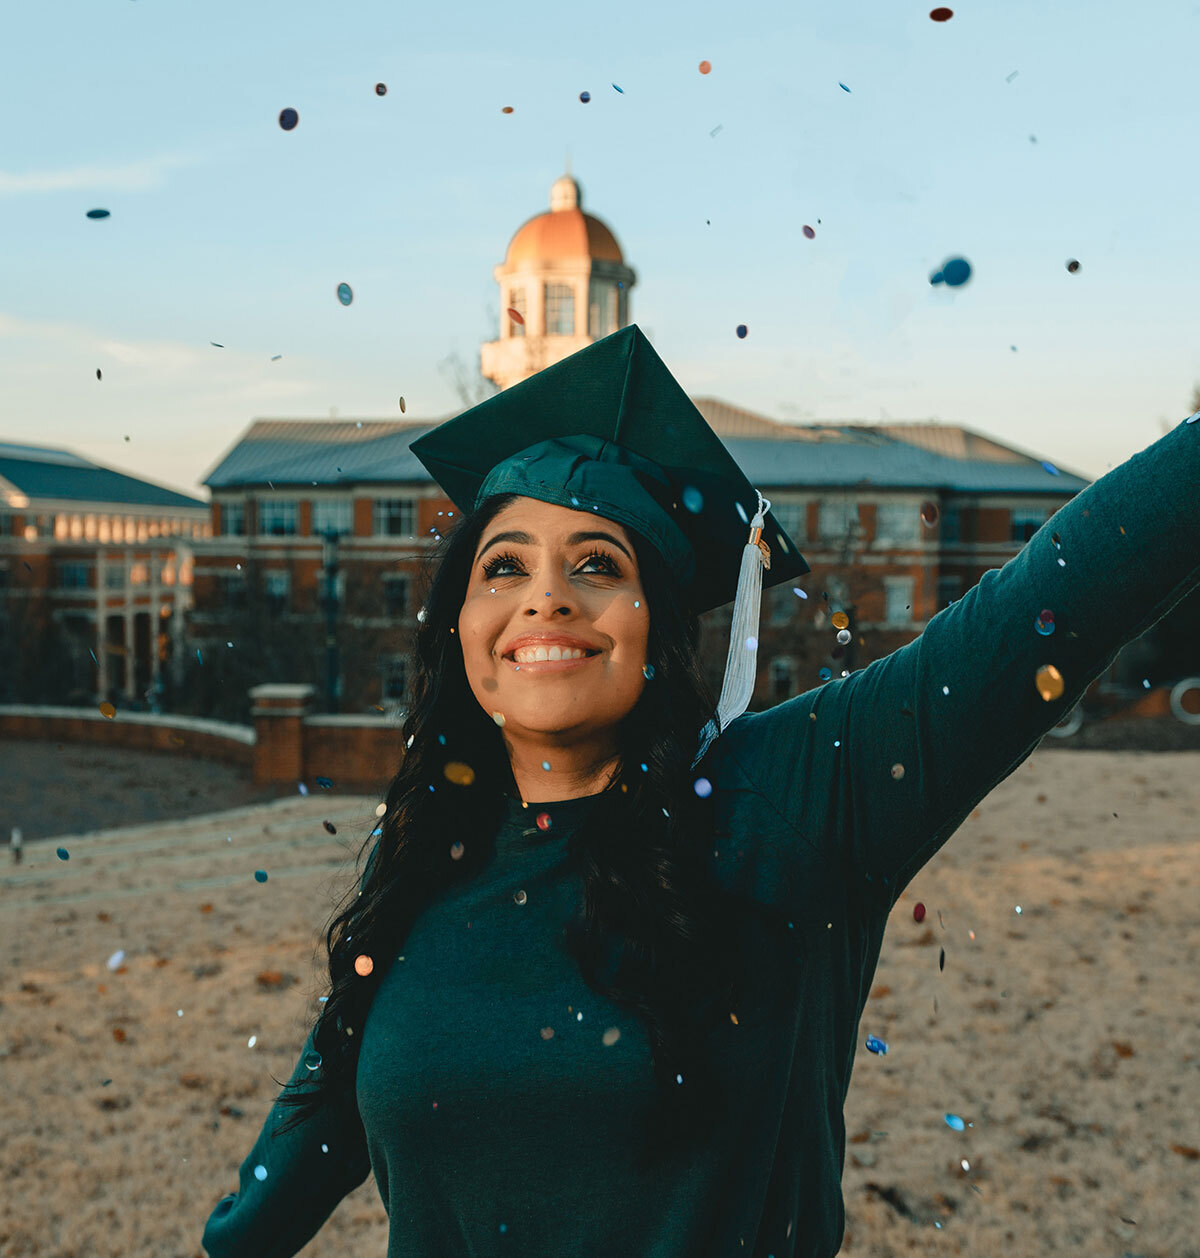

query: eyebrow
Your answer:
[477,529,633,563]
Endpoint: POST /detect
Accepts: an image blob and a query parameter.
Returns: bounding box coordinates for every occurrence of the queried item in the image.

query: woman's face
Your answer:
[458,496,649,753]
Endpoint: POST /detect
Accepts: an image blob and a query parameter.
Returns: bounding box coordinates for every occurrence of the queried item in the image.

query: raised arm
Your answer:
[725,414,1200,911]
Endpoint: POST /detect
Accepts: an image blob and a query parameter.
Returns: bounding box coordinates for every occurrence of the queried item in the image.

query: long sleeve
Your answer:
[201,844,382,1257]
[200,1022,372,1258]
[724,414,1200,912]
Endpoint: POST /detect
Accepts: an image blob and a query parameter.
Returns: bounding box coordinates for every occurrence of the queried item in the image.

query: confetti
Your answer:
[1035,664,1065,702]
[99,702,116,719]
[931,256,972,287]
[839,82,851,92]
[271,354,282,361]
[699,60,712,74]
[399,396,406,412]
[507,307,525,326]
[210,341,224,348]
[736,323,748,338]
[278,107,299,131]
[612,83,624,93]
[96,369,102,380]
[1066,258,1080,273]
[337,282,353,305]
[803,225,815,239]
[579,91,591,103]
[920,501,940,526]
[502,106,514,114]
[930,6,953,19]
[1006,70,1019,83]
[86,208,110,220]
[375,83,387,96]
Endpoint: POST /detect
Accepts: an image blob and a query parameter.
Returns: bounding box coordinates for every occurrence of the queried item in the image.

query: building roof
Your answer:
[0,441,208,511]
[201,411,1091,498]
[503,175,624,268]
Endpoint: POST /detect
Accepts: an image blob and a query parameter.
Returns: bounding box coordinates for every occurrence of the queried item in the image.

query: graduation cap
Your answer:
[409,324,810,767]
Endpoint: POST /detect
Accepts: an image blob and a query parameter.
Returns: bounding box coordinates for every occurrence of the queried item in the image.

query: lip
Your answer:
[505,651,602,673]
[502,634,602,658]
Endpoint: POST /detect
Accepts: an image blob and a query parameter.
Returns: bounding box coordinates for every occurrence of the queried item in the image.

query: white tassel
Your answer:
[691,492,771,769]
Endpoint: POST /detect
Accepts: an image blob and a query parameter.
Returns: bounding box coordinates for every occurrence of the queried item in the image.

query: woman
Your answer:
[202,326,1200,1257]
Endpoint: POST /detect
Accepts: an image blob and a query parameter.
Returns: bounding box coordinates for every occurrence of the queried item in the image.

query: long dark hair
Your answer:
[270,492,784,1165]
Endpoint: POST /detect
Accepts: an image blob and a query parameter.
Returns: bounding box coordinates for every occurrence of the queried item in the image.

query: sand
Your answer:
[0,745,1196,1258]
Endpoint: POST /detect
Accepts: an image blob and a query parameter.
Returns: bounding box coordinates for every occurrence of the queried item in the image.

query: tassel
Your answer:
[691,492,771,770]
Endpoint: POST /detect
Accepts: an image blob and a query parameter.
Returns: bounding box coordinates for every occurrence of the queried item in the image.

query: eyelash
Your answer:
[481,547,622,580]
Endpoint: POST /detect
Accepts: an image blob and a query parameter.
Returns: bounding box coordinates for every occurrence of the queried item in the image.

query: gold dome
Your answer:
[504,175,624,267]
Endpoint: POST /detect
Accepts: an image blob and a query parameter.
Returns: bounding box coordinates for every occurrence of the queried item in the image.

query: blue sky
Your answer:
[2,0,1198,498]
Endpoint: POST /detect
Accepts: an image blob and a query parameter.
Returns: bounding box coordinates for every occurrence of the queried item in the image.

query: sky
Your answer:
[2,0,1198,500]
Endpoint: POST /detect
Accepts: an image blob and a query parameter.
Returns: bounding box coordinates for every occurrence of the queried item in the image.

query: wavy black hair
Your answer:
[270,491,789,1167]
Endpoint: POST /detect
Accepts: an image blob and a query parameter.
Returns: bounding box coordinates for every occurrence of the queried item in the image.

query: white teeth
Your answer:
[512,645,588,663]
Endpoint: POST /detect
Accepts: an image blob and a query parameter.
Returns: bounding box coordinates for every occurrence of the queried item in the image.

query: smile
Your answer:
[502,650,602,673]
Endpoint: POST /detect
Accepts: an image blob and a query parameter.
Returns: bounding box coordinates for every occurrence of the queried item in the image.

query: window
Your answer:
[874,500,921,545]
[312,498,353,536]
[1010,508,1049,544]
[373,498,416,537]
[545,283,575,335]
[769,657,795,703]
[769,584,797,626]
[258,500,298,536]
[508,287,526,337]
[221,502,246,536]
[104,563,125,589]
[220,572,247,609]
[818,498,861,541]
[381,655,408,704]
[264,570,290,615]
[771,499,807,545]
[58,562,89,589]
[936,575,963,611]
[883,577,914,626]
[382,574,409,617]
[940,504,961,543]
[588,280,617,338]
[0,513,13,536]
[129,562,148,585]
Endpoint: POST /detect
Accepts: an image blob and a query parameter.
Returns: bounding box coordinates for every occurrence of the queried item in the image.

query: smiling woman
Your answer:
[457,497,651,803]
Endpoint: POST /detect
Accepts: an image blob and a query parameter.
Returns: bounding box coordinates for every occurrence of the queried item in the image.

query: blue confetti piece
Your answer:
[316,776,333,789]
[1040,460,1061,476]
[337,282,353,305]
[839,82,851,92]
[195,648,203,664]
[86,208,110,220]
[930,270,944,285]
[945,1113,966,1131]
[612,83,624,93]
[254,870,268,883]
[941,257,972,287]
[57,847,70,861]
[865,1034,888,1055]
[579,90,591,103]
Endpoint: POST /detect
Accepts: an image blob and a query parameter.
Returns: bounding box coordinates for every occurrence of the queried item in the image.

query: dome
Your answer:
[504,175,624,267]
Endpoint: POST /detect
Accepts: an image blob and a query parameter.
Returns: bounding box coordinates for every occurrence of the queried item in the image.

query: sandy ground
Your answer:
[0,745,1197,1258]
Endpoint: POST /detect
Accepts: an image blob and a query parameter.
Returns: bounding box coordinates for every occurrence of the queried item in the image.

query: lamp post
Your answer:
[320,526,341,713]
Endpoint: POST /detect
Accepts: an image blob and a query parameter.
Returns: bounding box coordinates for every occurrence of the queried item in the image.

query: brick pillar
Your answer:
[249,683,315,785]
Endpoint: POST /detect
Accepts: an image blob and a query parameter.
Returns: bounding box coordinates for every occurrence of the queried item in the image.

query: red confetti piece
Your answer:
[698,60,712,74]
[913,902,926,923]
[930,6,953,19]
[507,307,525,325]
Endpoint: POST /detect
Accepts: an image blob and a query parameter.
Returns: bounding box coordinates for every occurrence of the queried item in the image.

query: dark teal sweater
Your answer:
[202,417,1200,1257]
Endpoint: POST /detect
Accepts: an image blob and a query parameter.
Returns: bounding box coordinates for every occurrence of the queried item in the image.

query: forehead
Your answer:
[482,496,634,546]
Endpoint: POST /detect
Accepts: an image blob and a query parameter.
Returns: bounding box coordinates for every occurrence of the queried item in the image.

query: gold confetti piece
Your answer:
[831,612,850,630]
[1035,664,1064,702]
[443,761,476,786]
[99,702,116,719]
[354,954,374,977]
